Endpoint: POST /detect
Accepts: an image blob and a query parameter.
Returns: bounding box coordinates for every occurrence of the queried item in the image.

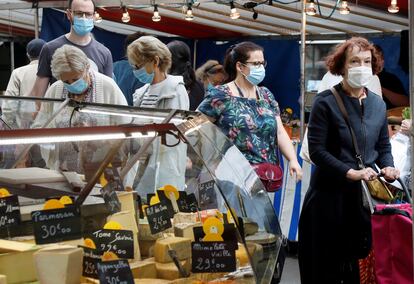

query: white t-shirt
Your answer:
[318,71,382,97]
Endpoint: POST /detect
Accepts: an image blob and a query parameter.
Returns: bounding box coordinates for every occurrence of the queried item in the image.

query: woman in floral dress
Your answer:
[198,41,302,180]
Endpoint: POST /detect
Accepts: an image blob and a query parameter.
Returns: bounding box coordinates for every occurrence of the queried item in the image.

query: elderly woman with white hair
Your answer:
[127,36,189,195]
[33,44,128,171]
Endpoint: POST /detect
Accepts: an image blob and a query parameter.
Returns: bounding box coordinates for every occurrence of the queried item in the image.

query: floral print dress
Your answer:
[198,85,281,164]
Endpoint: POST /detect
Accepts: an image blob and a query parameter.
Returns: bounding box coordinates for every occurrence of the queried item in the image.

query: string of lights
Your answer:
[93,0,401,24]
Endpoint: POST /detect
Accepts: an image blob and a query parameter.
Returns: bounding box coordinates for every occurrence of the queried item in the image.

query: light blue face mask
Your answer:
[64,77,88,94]
[244,65,266,86]
[73,17,94,36]
[207,82,214,91]
[133,67,155,84]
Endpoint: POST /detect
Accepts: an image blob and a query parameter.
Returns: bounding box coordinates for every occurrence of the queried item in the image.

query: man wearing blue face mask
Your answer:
[30,0,113,99]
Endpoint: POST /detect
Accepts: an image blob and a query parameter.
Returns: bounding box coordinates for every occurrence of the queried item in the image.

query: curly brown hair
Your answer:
[325,37,383,76]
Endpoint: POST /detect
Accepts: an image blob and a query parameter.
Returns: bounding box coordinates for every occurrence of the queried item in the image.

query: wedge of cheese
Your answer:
[33,245,83,284]
[0,240,38,283]
[107,210,141,260]
[117,191,136,213]
[174,222,202,241]
[156,259,191,280]
[139,240,155,258]
[154,237,191,263]
[130,258,157,279]
[0,274,7,284]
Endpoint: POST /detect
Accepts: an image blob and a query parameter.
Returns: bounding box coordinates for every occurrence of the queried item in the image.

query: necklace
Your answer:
[234,81,258,99]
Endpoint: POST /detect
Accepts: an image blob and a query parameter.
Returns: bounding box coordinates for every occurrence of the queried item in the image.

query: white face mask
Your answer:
[346,66,373,88]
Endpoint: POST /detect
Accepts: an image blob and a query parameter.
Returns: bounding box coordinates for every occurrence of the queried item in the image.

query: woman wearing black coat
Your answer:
[298,37,400,283]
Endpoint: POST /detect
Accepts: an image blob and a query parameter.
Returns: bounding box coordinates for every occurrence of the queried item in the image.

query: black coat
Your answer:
[298,84,394,283]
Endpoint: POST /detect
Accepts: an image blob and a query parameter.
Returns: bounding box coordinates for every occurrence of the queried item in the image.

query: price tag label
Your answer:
[191,242,237,273]
[101,185,121,214]
[198,180,218,210]
[87,229,134,259]
[81,246,100,279]
[31,207,81,244]
[184,193,199,213]
[145,201,172,235]
[97,259,134,284]
[0,195,20,228]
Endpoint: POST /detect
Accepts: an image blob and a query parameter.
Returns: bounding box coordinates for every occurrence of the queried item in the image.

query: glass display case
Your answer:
[0,96,281,284]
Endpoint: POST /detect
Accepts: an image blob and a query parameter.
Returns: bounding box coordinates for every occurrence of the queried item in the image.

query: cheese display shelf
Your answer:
[0,96,281,284]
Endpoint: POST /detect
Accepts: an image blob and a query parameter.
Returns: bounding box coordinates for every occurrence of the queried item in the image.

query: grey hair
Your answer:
[51,44,90,79]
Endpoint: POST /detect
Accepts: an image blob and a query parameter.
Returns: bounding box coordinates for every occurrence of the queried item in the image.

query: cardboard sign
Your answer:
[0,195,20,228]
[191,242,237,273]
[97,259,134,284]
[81,246,100,279]
[198,180,218,210]
[31,206,81,244]
[101,185,121,214]
[145,201,172,235]
[87,229,134,259]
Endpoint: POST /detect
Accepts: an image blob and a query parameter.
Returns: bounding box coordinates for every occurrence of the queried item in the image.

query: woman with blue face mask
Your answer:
[198,42,302,179]
[127,36,189,195]
[32,44,128,170]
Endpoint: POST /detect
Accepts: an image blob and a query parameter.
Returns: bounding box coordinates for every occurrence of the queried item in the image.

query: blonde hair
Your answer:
[51,45,90,79]
[127,36,171,72]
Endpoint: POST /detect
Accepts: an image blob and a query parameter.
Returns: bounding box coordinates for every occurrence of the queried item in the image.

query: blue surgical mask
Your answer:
[64,77,88,94]
[207,82,214,91]
[244,65,266,86]
[73,17,94,36]
[133,67,155,84]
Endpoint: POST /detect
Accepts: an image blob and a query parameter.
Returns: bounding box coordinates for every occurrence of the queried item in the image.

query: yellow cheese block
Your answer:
[33,245,83,284]
[139,240,155,258]
[156,259,191,280]
[154,237,191,263]
[0,274,7,284]
[0,240,38,284]
[117,191,136,213]
[174,222,202,241]
[107,210,141,261]
[235,242,264,269]
[138,221,173,241]
[134,279,170,284]
[130,258,157,279]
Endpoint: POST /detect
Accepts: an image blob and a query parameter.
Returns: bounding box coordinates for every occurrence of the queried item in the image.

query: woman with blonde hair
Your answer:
[127,35,189,195]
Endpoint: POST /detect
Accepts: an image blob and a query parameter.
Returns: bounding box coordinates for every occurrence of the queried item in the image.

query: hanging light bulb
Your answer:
[229,1,240,20]
[339,1,350,15]
[388,0,399,13]
[152,5,161,22]
[185,4,194,21]
[305,0,316,16]
[122,6,130,23]
[94,11,102,23]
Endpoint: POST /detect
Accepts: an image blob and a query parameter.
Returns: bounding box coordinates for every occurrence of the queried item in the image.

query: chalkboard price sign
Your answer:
[87,229,134,259]
[145,201,172,235]
[81,246,100,279]
[97,259,134,284]
[31,207,81,244]
[101,185,121,214]
[0,195,20,228]
[198,180,218,210]
[191,242,237,273]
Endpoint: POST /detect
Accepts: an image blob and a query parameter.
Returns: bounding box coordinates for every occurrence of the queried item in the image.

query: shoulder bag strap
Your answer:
[330,87,365,169]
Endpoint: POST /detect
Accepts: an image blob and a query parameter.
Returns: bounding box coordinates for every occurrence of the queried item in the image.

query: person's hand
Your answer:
[289,160,302,181]
[380,167,399,181]
[346,167,378,181]
[401,119,412,135]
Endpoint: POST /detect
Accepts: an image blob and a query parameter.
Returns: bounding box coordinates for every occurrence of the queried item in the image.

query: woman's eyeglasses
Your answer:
[243,61,267,68]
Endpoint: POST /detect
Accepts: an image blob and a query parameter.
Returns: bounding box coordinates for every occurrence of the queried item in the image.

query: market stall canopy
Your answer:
[0,0,409,38]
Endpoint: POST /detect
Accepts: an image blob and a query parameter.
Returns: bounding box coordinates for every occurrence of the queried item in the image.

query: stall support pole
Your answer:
[34,7,39,38]
[299,0,307,140]
[409,0,414,276]
[10,41,14,71]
